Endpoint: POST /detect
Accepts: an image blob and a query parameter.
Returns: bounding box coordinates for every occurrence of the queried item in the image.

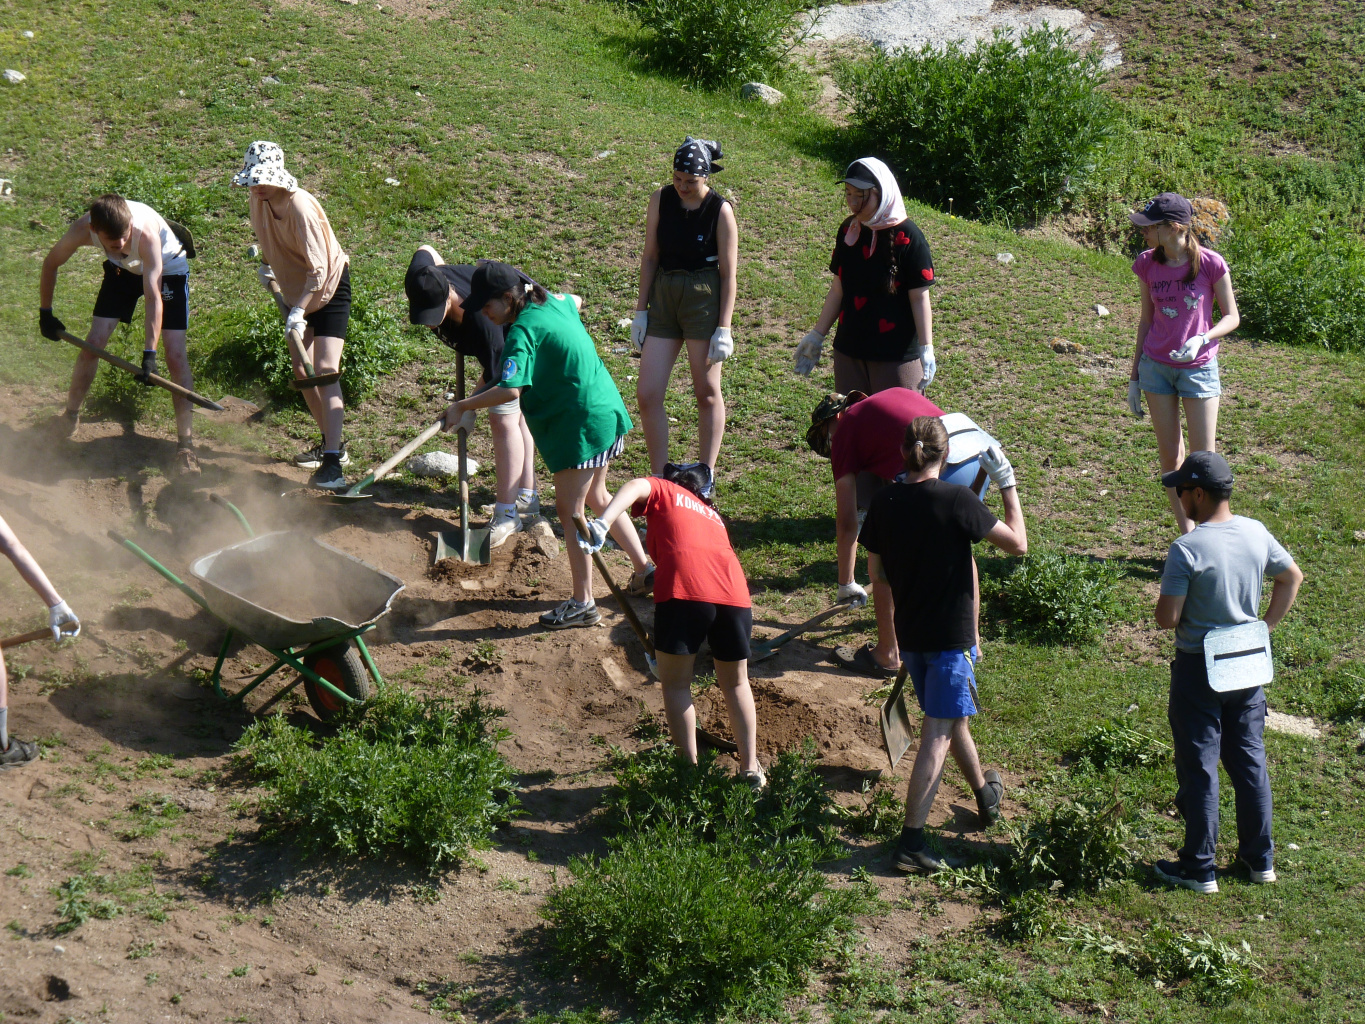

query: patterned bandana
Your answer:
[673,136,722,176]
[231,140,298,192]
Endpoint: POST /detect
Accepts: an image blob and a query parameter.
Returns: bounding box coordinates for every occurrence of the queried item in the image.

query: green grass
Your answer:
[2,0,1364,1019]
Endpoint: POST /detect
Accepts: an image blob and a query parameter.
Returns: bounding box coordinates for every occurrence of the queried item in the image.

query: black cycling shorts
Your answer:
[654,599,752,662]
[92,261,189,331]
[305,264,351,339]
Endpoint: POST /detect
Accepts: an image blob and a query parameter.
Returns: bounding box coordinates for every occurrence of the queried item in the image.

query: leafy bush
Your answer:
[629,0,822,85]
[233,688,519,872]
[1071,718,1169,771]
[1006,795,1138,892]
[998,888,1057,942]
[840,781,905,842]
[198,289,415,406]
[1064,923,1260,1004]
[839,26,1116,223]
[1223,207,1365,353]
[543,825,873,1019]
[996,552,1124,645]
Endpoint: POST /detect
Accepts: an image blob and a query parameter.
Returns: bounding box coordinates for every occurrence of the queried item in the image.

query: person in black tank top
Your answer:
[631,137,739,495]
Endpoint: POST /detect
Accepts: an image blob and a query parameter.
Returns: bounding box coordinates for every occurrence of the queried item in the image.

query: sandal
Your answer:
[834,643,899,680]
[625,564,656,596]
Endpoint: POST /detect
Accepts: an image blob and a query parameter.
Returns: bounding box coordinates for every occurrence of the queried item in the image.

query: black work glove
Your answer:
[39,308,65,341]
[139,350,157,385]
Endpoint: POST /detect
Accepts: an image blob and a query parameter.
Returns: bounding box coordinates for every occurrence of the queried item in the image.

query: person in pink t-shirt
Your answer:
[1127,193,1241,533]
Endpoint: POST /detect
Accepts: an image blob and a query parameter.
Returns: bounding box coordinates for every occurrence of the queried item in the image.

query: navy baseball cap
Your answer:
[461,261,523,315]
[1130,192,1193,227]
[1161,451,1234,491]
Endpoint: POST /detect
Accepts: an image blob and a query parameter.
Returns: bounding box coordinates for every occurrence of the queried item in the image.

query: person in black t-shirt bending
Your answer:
[405,248,539,548]
[631,137,739,496]
[794,158,938,396]
[859,416,1027,874]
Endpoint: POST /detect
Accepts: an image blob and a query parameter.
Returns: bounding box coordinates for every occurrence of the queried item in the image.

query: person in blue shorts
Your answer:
[858,416,1028,873]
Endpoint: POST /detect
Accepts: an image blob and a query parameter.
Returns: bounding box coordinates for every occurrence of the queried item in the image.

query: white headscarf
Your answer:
[844,157,908,252]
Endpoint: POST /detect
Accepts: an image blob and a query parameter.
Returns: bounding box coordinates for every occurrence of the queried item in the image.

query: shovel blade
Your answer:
[880,667,915,771]
[433,528,491,565]
[748,643,779,664]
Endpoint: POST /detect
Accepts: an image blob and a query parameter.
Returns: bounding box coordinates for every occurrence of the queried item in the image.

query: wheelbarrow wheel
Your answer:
[302,642,371,721]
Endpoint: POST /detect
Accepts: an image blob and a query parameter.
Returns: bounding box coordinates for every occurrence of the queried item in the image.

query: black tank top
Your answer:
[656,186,728,272]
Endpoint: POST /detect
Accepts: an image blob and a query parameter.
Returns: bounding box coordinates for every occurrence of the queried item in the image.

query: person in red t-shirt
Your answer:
[579,464,764,790]
[806,388,998,678]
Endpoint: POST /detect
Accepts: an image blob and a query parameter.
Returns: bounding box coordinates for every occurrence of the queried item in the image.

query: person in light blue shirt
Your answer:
[1152,451,1302,895]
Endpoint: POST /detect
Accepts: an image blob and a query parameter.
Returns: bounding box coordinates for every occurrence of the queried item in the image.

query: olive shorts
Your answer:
[646,267,721,341]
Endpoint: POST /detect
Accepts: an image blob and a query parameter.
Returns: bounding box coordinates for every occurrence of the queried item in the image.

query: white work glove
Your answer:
[793,329,824,376]
[919,343,937,389]
[1169,333,1206,363]
[455,407,478,435]
[577,518,610,554]
[837,581,868,608]
[708,326,733,365]
[1127,380,1144,418]
[979,445,1016,490]
[49,600,80,642]
[630,311,649,353]
[285,306,307,336]
[256,264,276,291]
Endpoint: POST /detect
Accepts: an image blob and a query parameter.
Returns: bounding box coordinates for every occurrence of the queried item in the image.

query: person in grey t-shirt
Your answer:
[1151,451,1303,895]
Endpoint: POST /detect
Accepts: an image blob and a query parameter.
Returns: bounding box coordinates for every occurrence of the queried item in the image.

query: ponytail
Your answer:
[903,416,948,473]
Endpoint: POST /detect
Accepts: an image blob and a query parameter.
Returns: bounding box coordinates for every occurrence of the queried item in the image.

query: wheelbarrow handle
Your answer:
[106,530,211,613]
[572,514,656,658]
[57,330,224,411]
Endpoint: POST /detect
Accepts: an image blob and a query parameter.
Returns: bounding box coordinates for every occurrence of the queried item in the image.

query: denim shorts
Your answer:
[1138,352,1221,399]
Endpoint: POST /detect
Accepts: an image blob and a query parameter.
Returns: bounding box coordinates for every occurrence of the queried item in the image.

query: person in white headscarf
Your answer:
[794,158,938,396]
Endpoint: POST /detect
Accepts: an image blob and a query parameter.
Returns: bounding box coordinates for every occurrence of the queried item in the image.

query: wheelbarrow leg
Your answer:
[210,630,235,701]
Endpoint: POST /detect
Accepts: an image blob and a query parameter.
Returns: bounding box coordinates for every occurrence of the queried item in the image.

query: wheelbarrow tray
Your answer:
[187,531,404,651]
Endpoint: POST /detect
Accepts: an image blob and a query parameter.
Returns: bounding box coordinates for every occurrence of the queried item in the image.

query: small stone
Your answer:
[1287,843,1300,850]
[53,944,65,954]
[1099,489,1109,497]
[175,789,216,812]
[1051,339,1085,354]
[194,931,210,941]
[246,244,260,259]
[1126,703,1139,713]
[237,57,256,66]
[1095,304,1110,317]
[22,30,35,39]
[384,177,400,186]
[178,89,186,97]
[740,82,784,105]
[408,451,478,478]
[459,580,482,591]
[3,69,26,84]
[525,516,559,559]
[616,317,633,329]
[996,252,1014,264]
[668,416,679,423]
[593,150,615,160]
[262,75,281,86]
[1353,529,1365,543]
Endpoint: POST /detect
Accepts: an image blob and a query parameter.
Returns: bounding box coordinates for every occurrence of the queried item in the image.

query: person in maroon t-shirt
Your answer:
[806,388,998,678]
[579,463,764,790]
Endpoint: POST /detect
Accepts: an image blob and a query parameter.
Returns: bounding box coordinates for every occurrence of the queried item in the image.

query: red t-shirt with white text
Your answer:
[631,478,751,608]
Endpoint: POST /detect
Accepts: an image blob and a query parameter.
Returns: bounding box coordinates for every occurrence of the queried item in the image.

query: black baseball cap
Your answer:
[839,160,878,190]
[1161,451,1234,491]
[405,265,450,326]
[461,261,523,315]
[1130,192,1193,227]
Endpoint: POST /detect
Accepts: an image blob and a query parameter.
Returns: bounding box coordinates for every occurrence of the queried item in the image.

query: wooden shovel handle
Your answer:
[57,330,223,411]
[1,628,52,650]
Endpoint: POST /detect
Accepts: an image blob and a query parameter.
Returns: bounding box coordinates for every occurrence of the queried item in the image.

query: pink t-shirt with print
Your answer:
[1133,248,1229,367]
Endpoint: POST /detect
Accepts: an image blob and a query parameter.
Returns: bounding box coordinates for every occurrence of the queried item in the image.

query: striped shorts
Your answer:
[574,434,626,470]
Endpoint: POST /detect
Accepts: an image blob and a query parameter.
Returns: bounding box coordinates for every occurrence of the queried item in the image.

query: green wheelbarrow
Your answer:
[108,504,404,721]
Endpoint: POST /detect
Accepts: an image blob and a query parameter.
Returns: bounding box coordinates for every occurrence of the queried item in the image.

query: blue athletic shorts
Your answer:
[906,648,979,720]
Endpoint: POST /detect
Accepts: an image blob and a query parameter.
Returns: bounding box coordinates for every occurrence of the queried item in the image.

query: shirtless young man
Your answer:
[39,193,199,474]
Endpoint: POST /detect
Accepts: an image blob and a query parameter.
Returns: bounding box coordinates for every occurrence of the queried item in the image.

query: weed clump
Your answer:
[1064,923,1261,1004]
[1071,719,1169,771]
[233,688,519,872]
[992,551,1123,645]
[628,0,821,85]
[840,25,1116,223]
[1008,795,1138,892]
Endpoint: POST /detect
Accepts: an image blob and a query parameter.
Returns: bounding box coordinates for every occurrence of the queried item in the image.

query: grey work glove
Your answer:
[1127,380,1145,418]
[793,329,824,376]
[707,326,733,366]
[629,311,649,353]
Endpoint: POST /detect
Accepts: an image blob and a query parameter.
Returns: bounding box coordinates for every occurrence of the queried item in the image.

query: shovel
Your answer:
[570,513,738,754]
[748,598,856,663]
[1,628,53,650]
[56,329,223,411]
[261,265,341,391]
[879,665,914,771]
[433,356,491,564]
[327,416,447,503]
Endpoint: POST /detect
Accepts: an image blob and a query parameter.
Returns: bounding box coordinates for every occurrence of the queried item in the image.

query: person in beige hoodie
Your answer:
[232,141,352,491]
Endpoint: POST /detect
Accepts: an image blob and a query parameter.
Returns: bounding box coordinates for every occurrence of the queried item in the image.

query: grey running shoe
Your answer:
[539,599,601,630]
[488,514,523,549]
[625,565,656,596]
[1236,855,1277,884]
[0,738,39,771]
[480,493,541,517]
[741,768,767,793]
[294,440,349,469]
[309,453,347,492]
[1154,859,1218,894]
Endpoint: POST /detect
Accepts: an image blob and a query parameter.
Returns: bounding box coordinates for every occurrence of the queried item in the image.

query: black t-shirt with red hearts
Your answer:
[828,216,934,362]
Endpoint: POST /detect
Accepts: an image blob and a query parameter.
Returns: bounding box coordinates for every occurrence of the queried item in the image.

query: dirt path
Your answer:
[0,389,1008,1021]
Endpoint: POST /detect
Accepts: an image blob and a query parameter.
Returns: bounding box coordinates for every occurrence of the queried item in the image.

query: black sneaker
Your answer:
[294,440,349,469]
[0,738,40,771]
[309,453,347,492]
[976,769,1004,825]
[539,599,601,630]
[893,843,943,875]
[1154,858,1218,894]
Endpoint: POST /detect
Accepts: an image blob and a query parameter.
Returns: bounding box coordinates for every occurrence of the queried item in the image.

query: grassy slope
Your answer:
[2,1,1364,1020]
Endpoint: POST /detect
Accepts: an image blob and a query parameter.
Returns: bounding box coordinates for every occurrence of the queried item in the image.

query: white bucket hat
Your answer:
[231,140,297,191]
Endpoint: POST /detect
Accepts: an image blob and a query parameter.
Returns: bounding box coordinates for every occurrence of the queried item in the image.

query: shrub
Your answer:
[198,289,415,406]
[629,0,822,85]
[996,552,1123,645]
[998,888,1057,942]
[1071,719,1169,771]
[1223,207,1365,353]
[543,826,873,1019]
[841,781,905,842]
[1006,794,1138,892]
[839,25,1116,223]
[1064,923,1260,1004]
[233,688,519,872]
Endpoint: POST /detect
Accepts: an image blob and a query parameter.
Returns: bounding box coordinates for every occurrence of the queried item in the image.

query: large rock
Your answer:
[407,451,479,478]
[1189,197,1230,248]
[741,82,784,105]
[525,516,559,559]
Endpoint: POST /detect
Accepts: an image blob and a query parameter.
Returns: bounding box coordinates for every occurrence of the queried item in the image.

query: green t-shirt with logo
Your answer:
[497,294,633,472]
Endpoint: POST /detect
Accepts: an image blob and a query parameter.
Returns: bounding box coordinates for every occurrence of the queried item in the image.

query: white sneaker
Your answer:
[480,493,540,517]
[1237,855,1277,884]
[488,514,522,549]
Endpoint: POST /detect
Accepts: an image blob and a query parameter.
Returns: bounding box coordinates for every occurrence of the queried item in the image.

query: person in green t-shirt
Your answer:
[447,262,654,630]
